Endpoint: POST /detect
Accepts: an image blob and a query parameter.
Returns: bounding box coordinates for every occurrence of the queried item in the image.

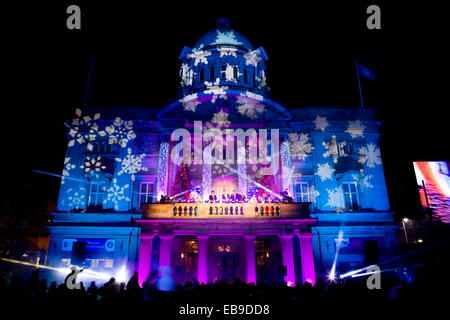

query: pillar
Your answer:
[197,236,209,284]
[244,235,256,284]
[298,233,316,285]
[159,235,174,270]
[279,234,296,286]
[138,234,153,286]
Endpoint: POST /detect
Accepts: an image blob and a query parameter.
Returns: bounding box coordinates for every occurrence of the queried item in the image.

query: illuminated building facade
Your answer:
[47,19,397,285]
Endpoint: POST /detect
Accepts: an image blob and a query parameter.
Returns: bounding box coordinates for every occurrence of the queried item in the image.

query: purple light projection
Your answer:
[244,235,257,284]
[279,235,296,286]
[299,233,316,285]
[197,236,209,284]
[138,235,153,286]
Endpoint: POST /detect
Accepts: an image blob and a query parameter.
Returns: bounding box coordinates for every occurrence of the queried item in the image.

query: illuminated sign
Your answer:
[62,238,116,252]
[413,161,450,223]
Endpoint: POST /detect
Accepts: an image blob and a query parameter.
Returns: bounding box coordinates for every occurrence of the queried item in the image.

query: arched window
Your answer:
[210,67,215,80]
[221,65,226,80]
[200,69,204,82]
[233,66,238,80]
[244,69,248,82]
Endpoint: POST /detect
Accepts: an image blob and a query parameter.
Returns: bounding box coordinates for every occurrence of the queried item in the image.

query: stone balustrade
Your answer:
[142,202,311,219]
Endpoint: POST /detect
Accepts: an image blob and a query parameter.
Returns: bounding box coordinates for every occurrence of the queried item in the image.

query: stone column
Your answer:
[279,234,296,286]
[159,235,174,270]
[244,235,257,284]
[197,235,209,284]
[298,233,316,285]
[138,234,154,286]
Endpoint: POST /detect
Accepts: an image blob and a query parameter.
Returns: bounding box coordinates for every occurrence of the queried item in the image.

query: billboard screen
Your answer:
[413,161,450,223]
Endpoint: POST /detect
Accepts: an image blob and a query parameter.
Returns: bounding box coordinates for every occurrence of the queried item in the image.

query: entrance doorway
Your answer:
[211,239,239,283]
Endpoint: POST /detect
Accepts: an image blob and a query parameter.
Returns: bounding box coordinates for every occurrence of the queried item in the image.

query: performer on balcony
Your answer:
[209,191,218,203]
[231,190,241,203]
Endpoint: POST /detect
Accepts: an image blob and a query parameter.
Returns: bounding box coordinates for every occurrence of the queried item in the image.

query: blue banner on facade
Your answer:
[62,238,115,252]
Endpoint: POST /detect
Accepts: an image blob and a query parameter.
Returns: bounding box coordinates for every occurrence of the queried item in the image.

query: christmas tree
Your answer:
[174,162,190,194]
[260,164,278,195]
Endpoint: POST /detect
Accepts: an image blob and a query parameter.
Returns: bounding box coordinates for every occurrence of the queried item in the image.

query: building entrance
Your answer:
[211,239,239,283]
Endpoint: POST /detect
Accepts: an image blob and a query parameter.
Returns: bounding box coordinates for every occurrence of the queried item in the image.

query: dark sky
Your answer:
[3,1,448,218]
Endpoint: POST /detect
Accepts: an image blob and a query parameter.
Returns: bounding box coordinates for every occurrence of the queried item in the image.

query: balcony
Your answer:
[141,202,311,219]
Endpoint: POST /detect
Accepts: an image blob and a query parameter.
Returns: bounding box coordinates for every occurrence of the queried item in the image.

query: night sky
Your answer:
[3,1,448,219]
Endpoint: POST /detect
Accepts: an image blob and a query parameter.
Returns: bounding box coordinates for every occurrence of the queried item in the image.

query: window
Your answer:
[221,65,226,79]
[294,182,310,202]
[209,67,215,80]
[93,142,111,154]
[139,182,155,209]
[199,68,204,82]
[233,66,238,80]
[88,182,105,207]
[338,142,355,156]
[342,182,359,210]
[244,69,248,82]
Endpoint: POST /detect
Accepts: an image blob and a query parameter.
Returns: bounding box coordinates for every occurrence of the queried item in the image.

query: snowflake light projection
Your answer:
[115,148,148,181]
[65,108,103,151]
[105,117,136,148]
[236,97,265,119]
[203,84,229,103]
[288,132,313,160]
[224,64,238,82]
[211,110,231,128]
[104,178,130,211]
[62,157,76,184]
[358,143,381,168]
[309,186,320,203]
[218,47,237,57]
[183,99,201,113]
[67,187,86,210]
[242,91,264,102]
[211,30,243,46]
[187,50,211,66]
[314,115,329,132]
[212,165,229,176]
[322,135,339,163]
[325,187,345,212]
[83,156,106,174]
[345,119,366,138]
[255,70,267,89]
[247,164,264,180]
[244,49,263,67]
[362,174,374,188]
[316,163,335,181]
[180,63,194,87]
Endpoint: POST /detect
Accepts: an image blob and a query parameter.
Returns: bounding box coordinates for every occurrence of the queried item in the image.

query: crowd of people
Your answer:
[159,189,294,204]
[0,261,446,310]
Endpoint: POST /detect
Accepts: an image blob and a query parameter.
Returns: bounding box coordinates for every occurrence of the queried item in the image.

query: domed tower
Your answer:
[178,18,269,97]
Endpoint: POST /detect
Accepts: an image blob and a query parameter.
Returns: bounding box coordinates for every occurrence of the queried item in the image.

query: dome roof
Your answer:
[193,18,254,51]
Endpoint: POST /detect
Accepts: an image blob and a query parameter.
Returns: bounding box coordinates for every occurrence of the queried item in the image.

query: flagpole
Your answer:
[355,60,364,109]
[83,57,94,109]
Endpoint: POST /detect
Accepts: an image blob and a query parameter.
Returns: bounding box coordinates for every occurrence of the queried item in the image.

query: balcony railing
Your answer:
[141,202,311,219]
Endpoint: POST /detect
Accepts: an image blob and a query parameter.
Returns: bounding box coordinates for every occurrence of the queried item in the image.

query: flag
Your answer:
[356,62,376,80]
